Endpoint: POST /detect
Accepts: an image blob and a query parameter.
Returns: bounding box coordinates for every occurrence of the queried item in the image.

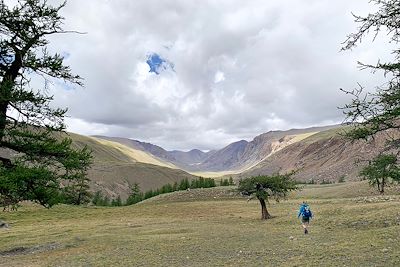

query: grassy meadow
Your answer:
[1,182,399,267]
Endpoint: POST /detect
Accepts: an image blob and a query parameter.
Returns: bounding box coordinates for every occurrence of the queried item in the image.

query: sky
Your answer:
[8,0,395,151]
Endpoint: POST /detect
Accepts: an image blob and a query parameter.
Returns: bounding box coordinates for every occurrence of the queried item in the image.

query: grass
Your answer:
[91,137,177,168]
[1,182,399,266]
[300,126,349,144]
[65,133,199,195]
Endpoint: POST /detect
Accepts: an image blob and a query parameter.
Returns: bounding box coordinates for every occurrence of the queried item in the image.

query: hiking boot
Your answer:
[304,229,308,234]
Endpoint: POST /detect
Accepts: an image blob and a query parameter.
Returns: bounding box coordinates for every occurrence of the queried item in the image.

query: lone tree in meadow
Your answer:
[0,0,92,208]
[341,0,400,190]
[238,173,298,220]
[360,153,400,194]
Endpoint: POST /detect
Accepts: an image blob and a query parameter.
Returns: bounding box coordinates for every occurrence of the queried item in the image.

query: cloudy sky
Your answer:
[22,0,395,150]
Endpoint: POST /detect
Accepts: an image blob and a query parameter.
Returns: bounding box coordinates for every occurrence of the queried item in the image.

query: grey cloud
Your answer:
[37,0,391,150]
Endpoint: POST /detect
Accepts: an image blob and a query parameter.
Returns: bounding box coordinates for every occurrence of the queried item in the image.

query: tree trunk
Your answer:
[379,178,385,195]
[0,83,10,142]
[258,197,271,220]
[0,52,22,142]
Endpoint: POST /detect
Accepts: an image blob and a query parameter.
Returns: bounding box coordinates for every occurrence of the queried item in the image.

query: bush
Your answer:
[111,196,122,206]
[92,191,110,206]
[126,183,143,205]
[220,179,230,186]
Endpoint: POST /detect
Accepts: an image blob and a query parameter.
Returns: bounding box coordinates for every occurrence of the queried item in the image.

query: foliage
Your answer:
[0,0,92,208]
[338,175,346,183]
[178,178,190,190]
[59,168,92,205]
[220,178,230,186]
[238,173,298,202]
[125,183,143,205]
[359,153,400,194]
[93,177,218,207]
[296,179,316,185]
[321,179,333,185]
[220,177,235,186]
[111,196,122,207]
[141,176,216,202]
[341,0,400,191]
[238,173,298,219]
[91,191,110,206]
[190,176,216,189]
[341,0,400,144]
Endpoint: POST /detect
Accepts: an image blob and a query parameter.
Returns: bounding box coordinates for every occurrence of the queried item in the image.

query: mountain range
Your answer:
[93,125,338,172]
[62,124,395,198]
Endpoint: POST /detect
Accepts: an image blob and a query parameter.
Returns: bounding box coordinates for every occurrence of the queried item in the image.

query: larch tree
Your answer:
[341,0,400,191]
[238,173,298,220]
[359,153,400,194]
[0,0,92,208]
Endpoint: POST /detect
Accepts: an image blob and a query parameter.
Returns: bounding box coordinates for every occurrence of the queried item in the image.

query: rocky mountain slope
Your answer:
[4,124,395,199]
[70,124,398,196]
[196,126,338,171]
[94,125,338,172]
[237,127,397,183]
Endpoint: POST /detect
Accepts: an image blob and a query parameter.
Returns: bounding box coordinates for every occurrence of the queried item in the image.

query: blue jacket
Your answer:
[298,203,312,219]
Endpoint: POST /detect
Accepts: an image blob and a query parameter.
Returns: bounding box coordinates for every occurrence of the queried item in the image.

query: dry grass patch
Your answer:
[92,138,177,168]
[0,184,399,266]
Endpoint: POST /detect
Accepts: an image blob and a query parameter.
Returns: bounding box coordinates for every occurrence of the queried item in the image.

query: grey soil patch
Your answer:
[0,220,9,229]
[0,242,62,257]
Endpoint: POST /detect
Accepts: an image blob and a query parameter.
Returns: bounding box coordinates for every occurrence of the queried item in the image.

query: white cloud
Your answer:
[25,0,395,150]
[214,71,225,83]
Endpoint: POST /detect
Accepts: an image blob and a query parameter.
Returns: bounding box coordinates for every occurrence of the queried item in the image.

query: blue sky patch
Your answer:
[146,53,174,74]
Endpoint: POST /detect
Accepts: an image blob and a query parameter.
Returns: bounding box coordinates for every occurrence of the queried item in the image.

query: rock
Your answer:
[0,220,9,229]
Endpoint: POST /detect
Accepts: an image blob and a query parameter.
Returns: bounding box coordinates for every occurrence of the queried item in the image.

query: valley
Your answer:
[69,124,394,198]
[1,182,399,266]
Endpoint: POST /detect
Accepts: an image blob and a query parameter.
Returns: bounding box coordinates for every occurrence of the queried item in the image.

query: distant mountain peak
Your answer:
[94,124,342,173]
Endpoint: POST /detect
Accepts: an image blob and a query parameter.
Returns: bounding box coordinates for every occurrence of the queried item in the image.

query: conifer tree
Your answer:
[341,0,400,143]
[238,173,297,220]
[0,0,92,208]
[359,153,400,194]
[126,183,143,205]
[341,0,400,191]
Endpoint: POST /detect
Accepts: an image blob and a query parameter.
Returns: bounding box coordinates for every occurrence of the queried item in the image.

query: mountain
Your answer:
[237,127,397,183]
[5,124,393,200]
[91,136,177,163]
[69,134,198,199]
[90,123,396,185]
[93,135,213,170]
[195,140,249,171]
[94,125,339,173]
[169,149,209,166]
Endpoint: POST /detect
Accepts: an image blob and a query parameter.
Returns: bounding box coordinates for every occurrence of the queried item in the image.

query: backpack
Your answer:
[302,206,312,218]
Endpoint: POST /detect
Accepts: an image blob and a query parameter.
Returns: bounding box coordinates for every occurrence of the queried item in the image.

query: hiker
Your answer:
[298,202,312,234]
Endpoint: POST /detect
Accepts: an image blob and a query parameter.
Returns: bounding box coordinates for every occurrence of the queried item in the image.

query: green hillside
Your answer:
[66,133,198,199]
[1,182,399,266]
